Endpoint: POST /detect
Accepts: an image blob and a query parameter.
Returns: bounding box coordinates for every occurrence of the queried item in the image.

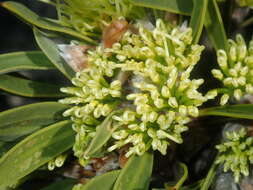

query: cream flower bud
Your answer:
[205,90,218,100]
[228,40,237,62]
[217,50,228,68]
[110,80,121,89]
[223,77,233,86]
[228,68,238,77]
[220,94,229,105]
[161,86,171,98]
[168,97,178,108]
[236,34,247,61]
[154,98,164,108]
[212,69,224,80]
[55,154,67,167]
[148,111,158,122]
[128,124,139,130]
[234,89,242,101]
[246,84,253,93]
[112,130,128,140]
[187,106,199,117]
[178,105,187,116]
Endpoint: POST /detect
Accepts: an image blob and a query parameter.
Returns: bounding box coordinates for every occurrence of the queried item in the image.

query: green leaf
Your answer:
[40,179,76,190]
[1,1,96,44]
[204,0,227,51]
[33,28,75,80]
[113,152,154,190]
[0,75,66,98]
[84,112,117,157]
[77,170,120,190]
[199,104,253,119]
[130,0,193,15]
[190,0,209,44]
[0,120,74,188]
[0,102,68,141]
[0,141,17,158]
[0,51,55,75]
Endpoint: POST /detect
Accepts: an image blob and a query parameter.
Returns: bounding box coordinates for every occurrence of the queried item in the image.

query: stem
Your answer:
[200,158,218,190]
[240,16,253,28]
[174,163,188,189]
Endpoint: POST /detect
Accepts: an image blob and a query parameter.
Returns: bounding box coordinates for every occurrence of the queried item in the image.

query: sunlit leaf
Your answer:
[33,28,75,80]
[0,102,68,141]
[84,112,117,157]
[204,0,227,51]
[130,0,193,15]
[0,120,74,188]
[190,0,209,44]
[1,1,96,44]
[77,170,120,190]
[200,104,253,119]
[113,152,154,190]
[0,51,55,75]
[0,75,65,98]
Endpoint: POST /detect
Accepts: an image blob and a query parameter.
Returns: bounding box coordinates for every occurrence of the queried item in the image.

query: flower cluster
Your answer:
[216,127,253,182]
[47,0,144,39]
[212,34,253,105]
[60,19,216,163]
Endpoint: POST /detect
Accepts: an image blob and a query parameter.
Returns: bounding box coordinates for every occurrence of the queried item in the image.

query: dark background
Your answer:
[0,0,64,111]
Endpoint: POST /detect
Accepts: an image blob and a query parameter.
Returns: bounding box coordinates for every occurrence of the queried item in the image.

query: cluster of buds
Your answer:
[47,154,68,171]
[212,34,253,105]
[60,19,216,162]
[47,0,144,38]
[216,127,253,182]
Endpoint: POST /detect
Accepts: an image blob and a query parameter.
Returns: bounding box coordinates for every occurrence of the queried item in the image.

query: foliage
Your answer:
[0,0,253,190]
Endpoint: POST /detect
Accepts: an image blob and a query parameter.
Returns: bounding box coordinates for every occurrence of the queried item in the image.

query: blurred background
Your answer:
[0,0,66,112]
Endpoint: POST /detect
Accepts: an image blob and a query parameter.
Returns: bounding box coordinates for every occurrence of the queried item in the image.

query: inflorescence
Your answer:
[59,19,216,164]
[212,34,253,105]
[216,127,253,182]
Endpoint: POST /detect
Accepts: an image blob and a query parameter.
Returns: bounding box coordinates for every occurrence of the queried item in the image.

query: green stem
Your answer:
[174,163,188,189]
[240,16,253,28]
[200,158,218,190]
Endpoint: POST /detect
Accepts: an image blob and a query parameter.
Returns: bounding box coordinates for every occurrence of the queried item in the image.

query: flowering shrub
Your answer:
[1,0,253,189]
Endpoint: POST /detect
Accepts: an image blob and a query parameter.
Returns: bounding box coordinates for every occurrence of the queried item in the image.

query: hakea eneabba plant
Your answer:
[59,19,217,164]
[212,34,253,105]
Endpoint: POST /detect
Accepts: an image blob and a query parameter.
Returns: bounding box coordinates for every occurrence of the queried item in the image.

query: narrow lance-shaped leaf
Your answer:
[0,75,66,98]
[84,111,118,157]
[33,28,75,80]
[1,1,97,44]
[0,120,75,188]
[190,0,209,44]
[199,104,253,119]
[0,102,68,141]
[113,151,154,190]
[204,0,228,51]
[130,0,193,15]
[0,51,55,75]
[76,170,120,190]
